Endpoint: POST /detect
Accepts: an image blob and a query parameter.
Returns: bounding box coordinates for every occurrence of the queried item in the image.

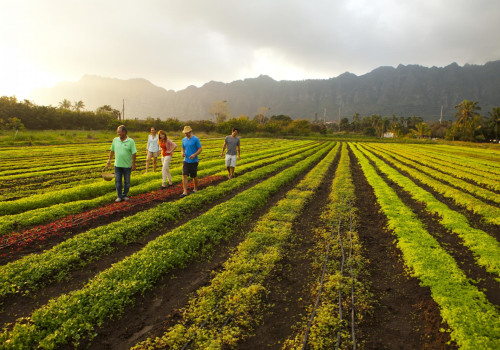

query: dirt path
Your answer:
[349,148,455,349]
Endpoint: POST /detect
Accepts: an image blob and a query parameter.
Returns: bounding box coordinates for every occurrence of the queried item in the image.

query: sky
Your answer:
[1,0,499,101]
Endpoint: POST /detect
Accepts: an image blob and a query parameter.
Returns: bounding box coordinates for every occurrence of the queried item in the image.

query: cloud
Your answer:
[1,0,499,99]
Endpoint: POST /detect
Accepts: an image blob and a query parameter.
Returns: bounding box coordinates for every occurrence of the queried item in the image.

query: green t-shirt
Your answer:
[110,136,137,168]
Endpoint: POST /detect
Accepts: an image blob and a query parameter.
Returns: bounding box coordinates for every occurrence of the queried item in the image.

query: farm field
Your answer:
[0,137,499,349]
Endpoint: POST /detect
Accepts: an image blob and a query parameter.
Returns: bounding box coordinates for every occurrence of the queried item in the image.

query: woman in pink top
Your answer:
[158,130,178,188]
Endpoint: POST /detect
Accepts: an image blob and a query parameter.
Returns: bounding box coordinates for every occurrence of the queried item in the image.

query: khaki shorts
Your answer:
[225,154,237,167]
[147,150,161,159]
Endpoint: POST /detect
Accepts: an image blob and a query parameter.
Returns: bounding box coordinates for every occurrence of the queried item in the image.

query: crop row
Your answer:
[362,144,500,226]
[431,144,500,160]
[0,138,277,173]
[0,141,317,234]
[350,143,500,349]
[0,141,314,236]
[132,143,340,349]
[0,139,277,196]
[0,139,312,216]
[0,142,313,232]
[0,175,224,258]
[356,144,500,279]
[0,175,102,202]
[368,143,500,205]
[374,144,500,192]
[408,144,500,180]
[0,139,288,202]
[413,144,500,175]
[281,143,370,349]
[0,140,222,183]
[0,142,333,349]
[0,143,328,299]
[0,158,106,177]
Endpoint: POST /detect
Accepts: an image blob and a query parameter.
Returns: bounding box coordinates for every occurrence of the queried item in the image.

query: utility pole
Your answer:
[323,108,326,124]
[122,99,125,121]
[440,105,443,124]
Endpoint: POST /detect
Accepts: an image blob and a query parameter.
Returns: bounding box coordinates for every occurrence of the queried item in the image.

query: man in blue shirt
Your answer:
[180,125,202,198]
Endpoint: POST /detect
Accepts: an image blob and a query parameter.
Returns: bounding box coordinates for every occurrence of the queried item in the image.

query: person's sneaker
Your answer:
[123,196,130,201]
[115,197,122,203]
[180,193,188,198]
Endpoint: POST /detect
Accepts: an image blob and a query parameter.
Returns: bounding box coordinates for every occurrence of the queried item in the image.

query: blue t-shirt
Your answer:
[182,135,202,163]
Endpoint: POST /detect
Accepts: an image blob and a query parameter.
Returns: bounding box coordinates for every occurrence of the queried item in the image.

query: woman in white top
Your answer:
[146,127,160,172]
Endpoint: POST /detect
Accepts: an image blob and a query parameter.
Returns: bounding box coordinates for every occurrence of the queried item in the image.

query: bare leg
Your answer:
[146,151,152,173]
[182,175,189,194]
[153,157,157,172]
[193,177,198,192]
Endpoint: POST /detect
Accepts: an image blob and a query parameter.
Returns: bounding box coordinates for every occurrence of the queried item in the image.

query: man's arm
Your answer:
[220,142,227,157]
[237,145,241,159]
[189,146,203,160]
[107,151,115,167]
[131,153,136,171]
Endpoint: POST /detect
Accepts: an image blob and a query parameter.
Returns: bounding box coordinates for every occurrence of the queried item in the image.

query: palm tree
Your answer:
[411,122,431,139]
[375,118,385,138]
[454,100,481,128]
[73,101,85,112]
[388,121,402,138]
[488,107,500,141]
[58,99,72,110]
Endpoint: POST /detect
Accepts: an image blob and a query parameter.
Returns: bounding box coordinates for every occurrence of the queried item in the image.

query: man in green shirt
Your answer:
[107,125,137,202]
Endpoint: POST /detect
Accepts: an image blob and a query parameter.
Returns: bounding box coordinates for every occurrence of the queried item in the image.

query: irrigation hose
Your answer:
[348,201,357,350]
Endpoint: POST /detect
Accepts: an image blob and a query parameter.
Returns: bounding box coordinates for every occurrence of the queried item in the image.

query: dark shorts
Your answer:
[182,161,198,178]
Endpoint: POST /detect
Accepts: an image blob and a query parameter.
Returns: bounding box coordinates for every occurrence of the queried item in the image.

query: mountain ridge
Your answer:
[31,61,500,121]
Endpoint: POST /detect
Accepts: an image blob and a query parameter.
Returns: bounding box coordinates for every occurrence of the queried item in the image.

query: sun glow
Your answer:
[0,49,60,101]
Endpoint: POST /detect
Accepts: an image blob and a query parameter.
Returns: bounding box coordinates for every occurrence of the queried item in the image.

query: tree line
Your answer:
[1,96,498,142]
[0,96,117,131]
